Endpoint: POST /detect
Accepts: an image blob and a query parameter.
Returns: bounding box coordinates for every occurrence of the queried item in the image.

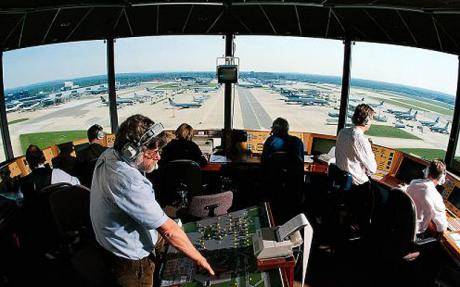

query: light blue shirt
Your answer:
[90,148,168,260]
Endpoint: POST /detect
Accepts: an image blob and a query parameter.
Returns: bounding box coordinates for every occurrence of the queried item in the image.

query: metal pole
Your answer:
[445,55,460,168]
[224,33,234,150]
[337,39,352,134]
[107,37,119,134]
[0,52,14,159]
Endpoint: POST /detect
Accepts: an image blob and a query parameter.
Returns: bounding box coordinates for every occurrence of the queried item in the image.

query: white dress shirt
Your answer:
[335,126,377,185]
[406,178,448,234]
[51,168,80,185]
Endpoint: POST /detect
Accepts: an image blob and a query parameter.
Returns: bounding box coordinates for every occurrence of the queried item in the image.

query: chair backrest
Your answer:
[327,163,353,193]
[372,188,417,258]
[48,185,91,239]
[263,152,305,222]
[161,160,202,206]
[188,191,233,218]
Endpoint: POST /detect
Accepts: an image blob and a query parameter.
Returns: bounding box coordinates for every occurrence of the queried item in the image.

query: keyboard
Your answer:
[447,217,460,231]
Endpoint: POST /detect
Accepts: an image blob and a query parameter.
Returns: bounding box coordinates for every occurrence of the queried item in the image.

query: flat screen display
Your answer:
[217,65,238,83]
[447,186,460,211]
[311,137,336,155]
[395,157,426,184]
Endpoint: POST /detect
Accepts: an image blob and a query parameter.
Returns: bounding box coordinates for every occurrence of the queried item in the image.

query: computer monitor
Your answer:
[395,157,426,184]
[311,137,336,156]
[217,65,238,84]
[447,186,460,211]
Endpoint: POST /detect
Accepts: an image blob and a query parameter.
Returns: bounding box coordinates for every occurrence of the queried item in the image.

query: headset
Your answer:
[121,122,164,162]
[95,124,105,140]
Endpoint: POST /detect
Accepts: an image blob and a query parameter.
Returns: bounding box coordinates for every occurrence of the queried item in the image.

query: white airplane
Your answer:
[370,101,384,108]
[6,103,23,113]
[168,98,201,108]
[396,110,418,121]
[100,96,135,106]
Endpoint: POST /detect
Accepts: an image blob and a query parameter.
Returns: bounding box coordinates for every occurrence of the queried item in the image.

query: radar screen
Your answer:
[371,146,396,179]
[161,207,283,287]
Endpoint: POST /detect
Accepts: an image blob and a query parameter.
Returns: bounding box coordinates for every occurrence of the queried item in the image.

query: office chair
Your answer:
[21,183,72,256]
[48,184,92,253]
[371,188,436,261]
[161,160,202,209]
[188,191,233,218]
[263,151,305,223]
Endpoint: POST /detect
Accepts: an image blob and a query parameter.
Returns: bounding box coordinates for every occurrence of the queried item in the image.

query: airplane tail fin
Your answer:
[435,116,440,123]
[100,96,106,103]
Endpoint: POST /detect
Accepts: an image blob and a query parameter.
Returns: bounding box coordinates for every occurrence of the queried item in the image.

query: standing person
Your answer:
[261,117,304,163]
[335,104,377,231]
[90,115,214,286]
[160,123,208,167]
[406,159,448,235]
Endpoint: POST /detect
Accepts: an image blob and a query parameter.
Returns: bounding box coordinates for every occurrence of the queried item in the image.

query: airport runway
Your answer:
[237,87,272,130]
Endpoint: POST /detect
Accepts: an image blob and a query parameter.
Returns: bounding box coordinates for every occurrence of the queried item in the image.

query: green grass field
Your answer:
[20,130,87,153]
[155,83,178,89]
[8,118,29,125]
[391,97,453,116]
[368,95,453,116]
[365,124,421,140]
[397,148,446,160]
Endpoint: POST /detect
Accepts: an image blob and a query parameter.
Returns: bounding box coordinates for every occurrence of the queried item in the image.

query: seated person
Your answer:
[52,142,78,176]
[160,123,208,167]
[20,145,80,200]
[406,159,448,234]
[227,129,252,161]
[76,124,108,163]
[76,124,108,187]
[261,117,304,162]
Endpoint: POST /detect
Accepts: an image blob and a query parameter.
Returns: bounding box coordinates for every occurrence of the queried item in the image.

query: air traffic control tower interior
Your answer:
[1,1,460,287]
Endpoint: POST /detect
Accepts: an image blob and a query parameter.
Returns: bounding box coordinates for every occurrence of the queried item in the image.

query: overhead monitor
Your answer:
[217,65,238,84]
[395,157,426,184]
[311,137,336,156]
[447,186,460,211]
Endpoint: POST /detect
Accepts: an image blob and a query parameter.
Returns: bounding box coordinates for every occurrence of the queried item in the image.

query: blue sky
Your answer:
[3,35,458,95]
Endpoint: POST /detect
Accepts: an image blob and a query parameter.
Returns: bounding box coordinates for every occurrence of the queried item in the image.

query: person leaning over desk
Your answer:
[335,104,377,229]
[406,159,448,235]
[90,114,214,287]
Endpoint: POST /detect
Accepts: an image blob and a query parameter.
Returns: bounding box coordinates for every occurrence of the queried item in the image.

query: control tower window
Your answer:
[347,42,457,161]
[114,36,224,130]
[232,36,343,135]
[3,41,109,156]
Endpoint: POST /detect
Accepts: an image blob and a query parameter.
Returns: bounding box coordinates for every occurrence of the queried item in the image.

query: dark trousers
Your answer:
[103,251,155,287]
[347,181,374,233]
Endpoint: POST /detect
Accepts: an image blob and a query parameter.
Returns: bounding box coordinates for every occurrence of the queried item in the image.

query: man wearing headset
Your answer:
[90,115,214,286]
[406,159,448,234]
[77,124,108,163]
[335,104,377,231]
[261,117,304,163]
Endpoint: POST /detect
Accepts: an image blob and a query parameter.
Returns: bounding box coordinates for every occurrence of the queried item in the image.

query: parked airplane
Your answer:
[301,98,329,106]
[326,118,339,125]
[328,111,340,118]
[387,107,412,116]
[21,102,41,112]
[373,113,388,122]
[394,122,406,128]
[6,103,23,113]
[168,98,202,108]
[419,116,440,127]
[100,96,135,106]
[430,122,450,134]
[370,101,384,108]
[396,110,417,121]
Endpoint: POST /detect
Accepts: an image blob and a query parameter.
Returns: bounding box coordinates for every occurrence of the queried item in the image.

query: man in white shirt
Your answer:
[406,159,448,234]
[336,104,377,186]
[335,104,377,231]
[20,144,80,200]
